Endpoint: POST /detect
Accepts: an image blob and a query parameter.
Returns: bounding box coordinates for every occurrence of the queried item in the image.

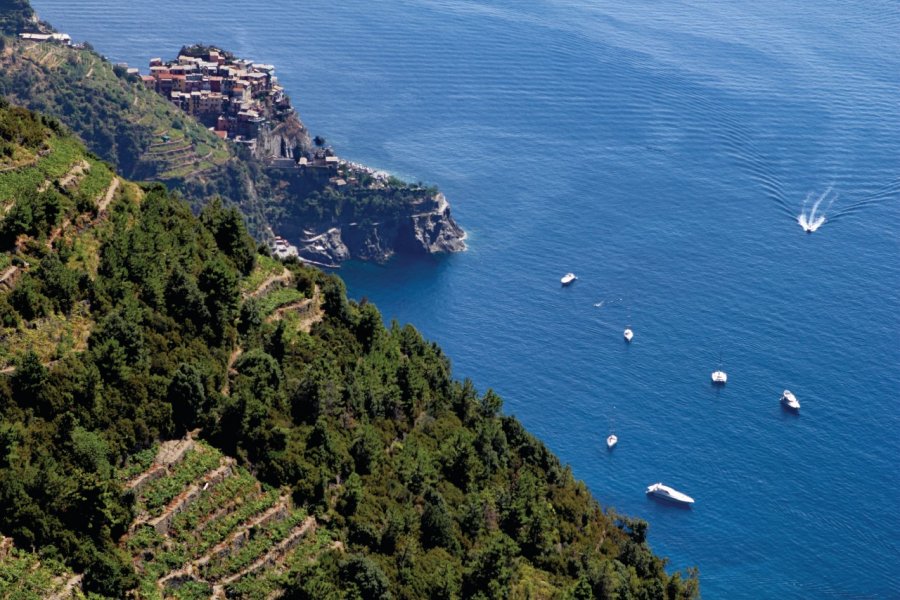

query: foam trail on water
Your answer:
[798,187,833,232]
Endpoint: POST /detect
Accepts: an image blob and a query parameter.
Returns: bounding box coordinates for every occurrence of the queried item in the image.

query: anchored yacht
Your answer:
[623,328,634,342]
[561,273,577,286]
[646,483,695,505]
[781,390,800,411]
[711,370,727,384]
[606,434,618,449]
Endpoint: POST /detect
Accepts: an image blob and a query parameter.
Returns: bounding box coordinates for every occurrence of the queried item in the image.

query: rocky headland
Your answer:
[141,45,466,265]
[289,191,466,267]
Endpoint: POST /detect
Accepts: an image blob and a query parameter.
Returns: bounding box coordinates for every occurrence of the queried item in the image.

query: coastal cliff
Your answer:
[291,192,466,266]
[0,35,466,264]
[253,112,313,162]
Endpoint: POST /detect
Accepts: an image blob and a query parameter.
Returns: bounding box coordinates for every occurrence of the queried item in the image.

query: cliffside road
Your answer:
[0,358,59,376]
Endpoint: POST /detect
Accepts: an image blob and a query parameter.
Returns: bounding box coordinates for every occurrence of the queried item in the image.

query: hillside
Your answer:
[0,103,697,598]
[0,14,466,263]
[0,32,273,232]
[0,38,231,180]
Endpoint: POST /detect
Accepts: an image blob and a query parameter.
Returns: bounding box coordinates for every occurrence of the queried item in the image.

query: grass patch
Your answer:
[0,135,82,205]
[169,580,213,600]
[259,287,305,317]
[0,547,73,600]
[117,443,160,483]
[72,157,114,208]
[241,254,284,295]
[0,301,93,369]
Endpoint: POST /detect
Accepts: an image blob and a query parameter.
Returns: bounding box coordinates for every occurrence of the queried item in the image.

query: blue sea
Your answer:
[31,1,900,596]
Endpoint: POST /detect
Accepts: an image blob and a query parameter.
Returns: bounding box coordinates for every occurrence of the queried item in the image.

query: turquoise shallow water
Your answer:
[31,0,900,596]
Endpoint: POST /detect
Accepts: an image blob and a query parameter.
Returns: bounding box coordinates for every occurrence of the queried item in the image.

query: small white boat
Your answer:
[646,482,695,505]
[623,328,634,342]
[560,272,577,286]
[606,434,618,449]
[711,370,728,384]
[781,389,800,411]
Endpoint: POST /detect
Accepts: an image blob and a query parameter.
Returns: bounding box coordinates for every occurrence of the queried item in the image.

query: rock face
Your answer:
[294,193,466,267]
[254,113,312,161]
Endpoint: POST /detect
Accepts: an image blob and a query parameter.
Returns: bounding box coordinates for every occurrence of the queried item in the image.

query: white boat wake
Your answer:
[593,297,623,309]
[798,187,836,233]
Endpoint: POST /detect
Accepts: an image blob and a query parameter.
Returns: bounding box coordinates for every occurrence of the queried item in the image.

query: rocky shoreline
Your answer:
[140,44,467,266]
[293,192,466,267]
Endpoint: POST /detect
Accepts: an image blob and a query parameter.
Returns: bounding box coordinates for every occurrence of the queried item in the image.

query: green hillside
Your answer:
[0,22,466,258]
[0,33,271,232]
[0,100,697,599]
[0,0,33,36]
[0,37,230,180]
[0,536,84,600]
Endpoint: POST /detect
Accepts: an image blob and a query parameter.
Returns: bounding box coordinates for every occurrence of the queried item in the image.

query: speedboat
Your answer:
[606,434,618,449]
[623,328,633,342]
[781,390,800,411]
[646,482,695,505]
[711,370,727,384]
[561,272,577,286]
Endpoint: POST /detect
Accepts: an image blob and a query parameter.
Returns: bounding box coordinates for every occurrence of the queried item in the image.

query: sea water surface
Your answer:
[31,0,900,596]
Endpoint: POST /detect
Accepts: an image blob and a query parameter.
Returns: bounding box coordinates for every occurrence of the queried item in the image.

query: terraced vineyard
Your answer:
[0,40,231,183]
[0,537,83,600]
[0,122,132,369]
[119,438,327,600]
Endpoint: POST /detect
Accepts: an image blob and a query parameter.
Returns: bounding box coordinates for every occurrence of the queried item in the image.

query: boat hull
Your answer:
[781,391,800,411]
[648,491,694,506]
[646,483,695,505]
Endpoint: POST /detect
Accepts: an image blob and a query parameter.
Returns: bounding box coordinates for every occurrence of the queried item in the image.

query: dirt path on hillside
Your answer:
[266,286,323,332]
[248,267,292,298]
[97,177,120,213]
[58,160,89,188]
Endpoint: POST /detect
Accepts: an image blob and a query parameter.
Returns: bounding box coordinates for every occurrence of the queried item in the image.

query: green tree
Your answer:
[200,198,256,275]
[198,258,239,343]
[421,488,460,553]
[464,532,520,599]
[340,555,392,600]
[11,350,48,412]
[36,253,79,314]
[167,363,207,432]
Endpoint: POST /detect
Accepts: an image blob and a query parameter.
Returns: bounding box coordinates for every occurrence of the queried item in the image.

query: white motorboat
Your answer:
[646,482,695,505]
[560,272,577,286]
[623,328,634,342]
[781,390,800,411]
[711,370,727,384]
[606,434,618,449]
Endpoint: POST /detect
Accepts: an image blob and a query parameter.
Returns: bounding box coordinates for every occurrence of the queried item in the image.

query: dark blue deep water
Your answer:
[32,1,900,596]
